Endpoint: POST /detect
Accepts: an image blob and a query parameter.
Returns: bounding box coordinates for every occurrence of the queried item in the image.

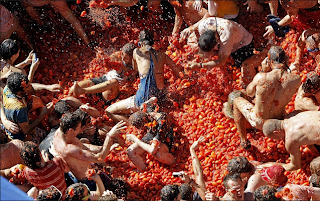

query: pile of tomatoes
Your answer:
[12,0,318,200]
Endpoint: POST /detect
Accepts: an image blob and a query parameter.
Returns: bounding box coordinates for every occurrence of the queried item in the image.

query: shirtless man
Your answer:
[21,0,90,45]
[263,111,320,171]
[106,30,182,123]
[233,46,301,149]
[221,173,245,201]
[264,0,319,38]
[295,72,320,111]
[68,43,136,101]
[52,112,126,188]
[170,0,207,36]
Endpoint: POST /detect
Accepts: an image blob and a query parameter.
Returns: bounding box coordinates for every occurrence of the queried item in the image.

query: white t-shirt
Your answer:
[198,17,253,55]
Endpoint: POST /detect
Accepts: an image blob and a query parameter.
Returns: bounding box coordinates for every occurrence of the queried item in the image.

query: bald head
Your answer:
[263,119,283,138]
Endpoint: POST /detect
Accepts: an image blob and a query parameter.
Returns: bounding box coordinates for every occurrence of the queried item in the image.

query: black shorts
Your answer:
[90,75,109,85]
[231,41,254,67]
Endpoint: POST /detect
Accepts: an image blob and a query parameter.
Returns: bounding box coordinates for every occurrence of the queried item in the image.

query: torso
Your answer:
[174,1,206,26]
[254,69,301,119]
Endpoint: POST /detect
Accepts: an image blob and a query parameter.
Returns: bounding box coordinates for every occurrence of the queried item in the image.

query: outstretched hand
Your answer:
[193,0,203,12]
[108,121,127,138]
[244,0,258,13]
[23,50,34,65]
[263,25,275,39]
[48,84,62,92]
[191,136,205,150]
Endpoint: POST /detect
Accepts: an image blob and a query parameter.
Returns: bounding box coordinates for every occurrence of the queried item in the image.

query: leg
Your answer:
[153,143,176,165]
[51,1,89,45]
[127,143,147,172]
[233,97,254,149]
[106,96,139,123]
[283,142,301,171]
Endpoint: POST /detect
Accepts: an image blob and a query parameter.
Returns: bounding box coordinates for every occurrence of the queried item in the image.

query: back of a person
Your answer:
[254,70,300,120]
[174,0,206,25]
[24,157,67,195]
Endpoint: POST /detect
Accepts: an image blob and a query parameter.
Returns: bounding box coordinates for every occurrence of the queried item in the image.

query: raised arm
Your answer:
[190,136,206,200]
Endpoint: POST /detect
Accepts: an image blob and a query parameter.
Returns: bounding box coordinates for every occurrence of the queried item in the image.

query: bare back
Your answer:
[174,1,207,26]
[253,69,300,119]
[133,47,166,89]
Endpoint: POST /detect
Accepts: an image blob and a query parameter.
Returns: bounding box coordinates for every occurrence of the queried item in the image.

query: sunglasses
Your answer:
[307,47,319,53]
[82,184,91,200]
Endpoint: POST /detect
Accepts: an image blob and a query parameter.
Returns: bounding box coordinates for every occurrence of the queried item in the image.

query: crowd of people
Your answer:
[1,0,320,200]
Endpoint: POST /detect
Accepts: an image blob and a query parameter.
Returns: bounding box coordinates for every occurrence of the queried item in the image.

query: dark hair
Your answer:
[253,185,281,201]
[60,112,81,133]
[223,172,242,189]
[121,43,136,55]
[54,100,72,119]
[310,174,320,187]
[0,39,20,60]
[129,111,149,129]
[268,46,286,64]
[20,141,41,169]
[302,72,320,94]
[6,72,29,94]
[160,184,180,201]
[74,109,90,127]
[97,194,118,201]
[37,186,62,201]
[139,30,154,46]
[310,157,320,176]
[0,128,10,144]
[227,156,253,174]
[198,30,217,52]
[180,183,193,201]
[65,183,86,201]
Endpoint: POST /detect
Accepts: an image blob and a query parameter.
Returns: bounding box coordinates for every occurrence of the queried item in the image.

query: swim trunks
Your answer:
[134,49,161,107]
[231,41,254,67]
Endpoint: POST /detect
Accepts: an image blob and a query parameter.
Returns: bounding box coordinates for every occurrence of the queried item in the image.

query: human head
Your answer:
[268,46,286,66]
[0,39,20,62]
[253,185,281,201]
[306,33,320,57]
[74,109,91,128]
[227,156,254,182]
[179,183,193,201]
[302,72,320,94]
[139,30,154,46]
[310,156,320,176]
[65,183,90,201]
[260,165,287,186]
[263,119,284,140]
[129,111,149,129]
[198,30,217,52]
[48,100,72,127]
[223,173,244,201]
[6,72,31,95]
[59,112,81,134]
[121,43,135,65]
[37,185,62,201]
[160,184,180,201]
[20,141,42,169]
[310,174,320,187]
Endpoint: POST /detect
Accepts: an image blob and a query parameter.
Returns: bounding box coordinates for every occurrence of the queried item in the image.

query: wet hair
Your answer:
[310,157,320,176]
[310,174,320,187]
[263,119,282,137]
[74,109,90,127]
[180,183,193,201]
[121,43,136,55]
[139,29,154,46]
[198,30,217,52]
[0,128,10,144]
[129,111,149,129]
[54,100,72,119]
[20,141,41,169]
[60,112,81,133]
[268,46,286,64]
[37,186,62,201]
[160,184,180,201]
[306,33,320,49]
[223,172,242,190]
[6,72,29,94]
[253,185,281,201]
[97,194,118,201]
[65,183,86,201]
[227,156,253,174]
[302,72,320,94]
[0,39,20,61]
